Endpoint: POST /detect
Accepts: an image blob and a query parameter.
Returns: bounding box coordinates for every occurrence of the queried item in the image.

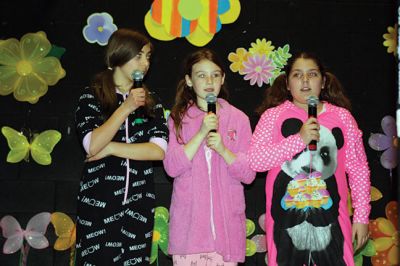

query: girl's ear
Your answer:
[185,74,192,87]
[221,73,225,85]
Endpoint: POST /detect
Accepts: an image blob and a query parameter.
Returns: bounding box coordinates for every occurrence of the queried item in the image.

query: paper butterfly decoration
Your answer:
[51,212,76,266]
[1,126,61,165]
[51,212,76,251]
[0,212,51,254]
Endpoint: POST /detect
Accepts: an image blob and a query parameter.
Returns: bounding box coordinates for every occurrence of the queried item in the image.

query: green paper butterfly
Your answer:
[1,126,61,165]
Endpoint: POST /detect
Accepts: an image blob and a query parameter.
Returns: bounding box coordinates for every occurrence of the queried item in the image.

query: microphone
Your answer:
[205,93,217,133]
[131,70,145,119]
[307,96,319,151]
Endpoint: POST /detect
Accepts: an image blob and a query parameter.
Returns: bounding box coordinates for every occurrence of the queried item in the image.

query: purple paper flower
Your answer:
[368,115,398,170]
[83,12,117,46]
[242,54,275,87]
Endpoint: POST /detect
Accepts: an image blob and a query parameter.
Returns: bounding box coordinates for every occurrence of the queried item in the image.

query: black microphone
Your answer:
[307,96,319,151]
[205,93,217,133]
[131,70,145,119]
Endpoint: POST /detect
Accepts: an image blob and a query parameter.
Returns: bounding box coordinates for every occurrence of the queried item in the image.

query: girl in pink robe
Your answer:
[163,49,256,265]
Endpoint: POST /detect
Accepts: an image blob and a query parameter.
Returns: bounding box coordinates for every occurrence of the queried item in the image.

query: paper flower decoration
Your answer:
[163,108,171,121]
[242,54,275,87]
[369,201,398,265]
[228,39,291,87]
[249,213,267,264]
[245,218,257,256]
[249,38,275,57]
[368,115,398,174]
[228,48,250,74]
[0,212,51,266]
[0,31,66,103]
[145,0,241,46]
[83,12,117,46]
[348,186,383,216]
[354,240,376,266]
[383,24,398,56]
[150,206,169,264]
[1,126,61,165]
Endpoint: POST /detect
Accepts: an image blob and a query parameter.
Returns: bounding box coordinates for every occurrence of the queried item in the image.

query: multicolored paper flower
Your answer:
[83,12,118,46]
[246,214,267,264]
[145,0,241,46]
[0,31,66,103]
[369,201,398,265]
[150,206,169,264]
[383,24,398,56]
[368,115,398,173]
[228,39,291,87]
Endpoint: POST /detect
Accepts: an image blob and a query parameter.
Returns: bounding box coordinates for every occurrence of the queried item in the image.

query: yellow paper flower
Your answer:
[369,201,398,265]
[249,38,275,57]
[0,31,66,103]
[228,48,250,74]
[383,24,398,56]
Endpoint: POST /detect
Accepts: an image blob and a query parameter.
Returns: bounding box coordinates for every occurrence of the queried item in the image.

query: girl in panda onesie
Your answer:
[248,51,371,266]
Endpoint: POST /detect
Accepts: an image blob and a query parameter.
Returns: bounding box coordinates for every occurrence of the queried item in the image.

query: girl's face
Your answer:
[185,59,225,107]
[118,43,152,83]
[287,58,325,109]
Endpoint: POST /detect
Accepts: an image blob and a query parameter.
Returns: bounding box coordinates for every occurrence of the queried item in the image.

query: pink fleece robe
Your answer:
[163,99,256,263]
[248,100,371,266]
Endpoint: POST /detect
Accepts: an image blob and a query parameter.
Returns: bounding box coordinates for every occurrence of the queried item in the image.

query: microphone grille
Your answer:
[205,93,217,103]
[132,70,144,81]
[307,96,319,106]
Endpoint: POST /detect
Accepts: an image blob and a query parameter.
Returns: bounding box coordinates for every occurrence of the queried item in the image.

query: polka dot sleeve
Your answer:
[340,109,371,224]
[248,105,306,172]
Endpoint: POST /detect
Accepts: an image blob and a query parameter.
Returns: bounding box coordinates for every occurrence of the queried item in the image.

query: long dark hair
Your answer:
[256,51,351,115]
[170,48,229,143]
[91,28,155,119]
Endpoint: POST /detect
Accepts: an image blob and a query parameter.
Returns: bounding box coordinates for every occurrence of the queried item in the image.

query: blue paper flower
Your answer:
[83,12,117,46]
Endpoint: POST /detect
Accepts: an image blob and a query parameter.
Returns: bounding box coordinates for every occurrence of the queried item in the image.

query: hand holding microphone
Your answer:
[128,70,146,114]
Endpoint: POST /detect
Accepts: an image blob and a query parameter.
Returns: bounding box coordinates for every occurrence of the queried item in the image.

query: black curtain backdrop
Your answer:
[0,0,397,265]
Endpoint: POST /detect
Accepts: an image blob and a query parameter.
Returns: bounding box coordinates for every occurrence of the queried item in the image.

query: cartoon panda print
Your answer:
[271,118,346,266]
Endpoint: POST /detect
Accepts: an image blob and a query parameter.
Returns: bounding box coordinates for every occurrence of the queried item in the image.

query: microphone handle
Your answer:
[133,79,142,88]
[208,102,216,133]
[308,105,317,151]
[133,79,144,118]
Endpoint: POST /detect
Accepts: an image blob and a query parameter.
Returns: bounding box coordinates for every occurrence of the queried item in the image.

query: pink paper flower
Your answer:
[242,54,275,87]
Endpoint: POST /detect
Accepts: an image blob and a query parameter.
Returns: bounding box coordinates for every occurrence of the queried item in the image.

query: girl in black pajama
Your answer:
[74,28,168,265]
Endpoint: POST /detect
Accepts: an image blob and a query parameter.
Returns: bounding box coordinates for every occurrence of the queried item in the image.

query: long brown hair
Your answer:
[256,51,351,115]
[91,28,155,119]
[171,48,229,143]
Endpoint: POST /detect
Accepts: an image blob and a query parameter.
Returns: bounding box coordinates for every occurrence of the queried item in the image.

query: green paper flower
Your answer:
[354,239,376,266]
[245,218,257,256]
[150,206,169,264]
[0,31,66,103]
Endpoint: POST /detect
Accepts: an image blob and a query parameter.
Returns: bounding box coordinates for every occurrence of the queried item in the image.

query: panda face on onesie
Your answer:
[281,118,344,179]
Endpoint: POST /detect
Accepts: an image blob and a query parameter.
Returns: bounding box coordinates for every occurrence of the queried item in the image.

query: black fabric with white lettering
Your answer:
[75,87,168,265]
